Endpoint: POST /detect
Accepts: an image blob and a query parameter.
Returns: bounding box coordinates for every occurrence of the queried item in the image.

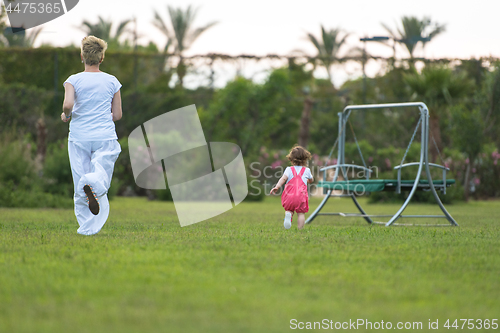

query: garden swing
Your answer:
[306,102,458,227]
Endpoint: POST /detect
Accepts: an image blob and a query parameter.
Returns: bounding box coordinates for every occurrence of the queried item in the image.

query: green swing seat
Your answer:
[318,178,455,193]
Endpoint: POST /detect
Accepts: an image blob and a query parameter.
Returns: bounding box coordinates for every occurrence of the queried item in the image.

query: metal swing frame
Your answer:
[306,102,459,227]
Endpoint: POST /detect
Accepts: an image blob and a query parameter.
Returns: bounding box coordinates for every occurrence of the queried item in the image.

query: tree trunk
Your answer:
[35,118,47,174]
[177,56,186,87]
[326,68,334,88]
[463,161,471,202]
[209,58,215,90]
[299,96,313,148]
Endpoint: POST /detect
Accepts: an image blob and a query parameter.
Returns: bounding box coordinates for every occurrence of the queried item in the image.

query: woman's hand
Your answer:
[61,112,70,122]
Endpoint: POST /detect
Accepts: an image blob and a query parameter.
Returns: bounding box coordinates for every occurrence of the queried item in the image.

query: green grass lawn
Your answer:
[0,196,499,332]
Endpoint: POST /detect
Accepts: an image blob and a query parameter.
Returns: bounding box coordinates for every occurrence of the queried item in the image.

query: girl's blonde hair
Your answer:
[81,36,107,66]
[286,145,312,166]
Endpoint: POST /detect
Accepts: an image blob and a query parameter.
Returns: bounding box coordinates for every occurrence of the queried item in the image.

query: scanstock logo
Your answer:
[128,105,248,227]
[4,0,79,31]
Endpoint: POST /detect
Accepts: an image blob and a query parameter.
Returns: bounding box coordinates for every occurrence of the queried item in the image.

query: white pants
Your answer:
[68,140,121,235]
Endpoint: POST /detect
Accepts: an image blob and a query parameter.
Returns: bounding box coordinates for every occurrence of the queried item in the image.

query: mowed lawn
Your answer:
[0,196,499,333]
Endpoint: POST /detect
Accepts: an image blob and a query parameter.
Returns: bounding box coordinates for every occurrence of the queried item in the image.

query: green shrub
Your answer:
[0,83,53,135]
[42,140,73,198]
[474,144,500,198]
[0,135,72,208]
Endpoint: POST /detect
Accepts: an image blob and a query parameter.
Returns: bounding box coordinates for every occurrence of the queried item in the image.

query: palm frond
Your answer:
[321,27,335,56]
[426,23,446,45]
[384,16,446,58]
[188,21,217,47]
[404,65,473,106]
[152,5,216,85]
[163,39,172,53]
[80,20,94,33]
[306,33,322,54]
[152,10,171,37]
[168,5,189,53]
[305,25,349,84]
[335,33,350,52]
[381,23,396,39]
[114,19,131,40]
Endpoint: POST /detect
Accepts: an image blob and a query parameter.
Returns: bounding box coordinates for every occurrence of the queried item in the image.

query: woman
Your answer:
[61,36,122,235]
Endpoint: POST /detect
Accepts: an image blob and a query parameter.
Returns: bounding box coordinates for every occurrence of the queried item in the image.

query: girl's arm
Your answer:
[270,174,288,194]
[111,90,122,121]
[61,83,75,122]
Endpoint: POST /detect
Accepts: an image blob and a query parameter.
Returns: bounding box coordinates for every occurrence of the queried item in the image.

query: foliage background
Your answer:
[0,39,499,207]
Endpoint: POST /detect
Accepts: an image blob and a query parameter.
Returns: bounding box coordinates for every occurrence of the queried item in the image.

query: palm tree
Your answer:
[1,1,44,48]
[0,4,6,41]
[153,5,217,87]
[404,65,473,161]
[1,27,42,48]
[80,16,131,50]
[382,16,446,60]
[306,26,351,86]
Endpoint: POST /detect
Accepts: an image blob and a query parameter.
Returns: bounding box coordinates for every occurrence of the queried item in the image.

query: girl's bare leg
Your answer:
[297,213,305,229]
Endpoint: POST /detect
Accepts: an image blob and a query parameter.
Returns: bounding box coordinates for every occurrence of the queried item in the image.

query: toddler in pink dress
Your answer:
[270,145,314,229]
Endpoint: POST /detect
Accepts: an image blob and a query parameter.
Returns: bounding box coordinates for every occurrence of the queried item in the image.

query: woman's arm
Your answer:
[61,83,75,122]
[270,174,288,194]
[111,90,122,121]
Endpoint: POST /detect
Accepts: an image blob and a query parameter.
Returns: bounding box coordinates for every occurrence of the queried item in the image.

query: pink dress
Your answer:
[281,166,309,213]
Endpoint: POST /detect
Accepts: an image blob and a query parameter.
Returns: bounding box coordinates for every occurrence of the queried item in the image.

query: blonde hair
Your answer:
[286,145,312,166]
[81,36,107,66]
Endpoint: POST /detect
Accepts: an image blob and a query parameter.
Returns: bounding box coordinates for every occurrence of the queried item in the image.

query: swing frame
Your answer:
[306,102,459,227]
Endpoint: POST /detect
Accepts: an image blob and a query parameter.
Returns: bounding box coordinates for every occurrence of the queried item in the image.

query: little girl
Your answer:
[270,145,314,229]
